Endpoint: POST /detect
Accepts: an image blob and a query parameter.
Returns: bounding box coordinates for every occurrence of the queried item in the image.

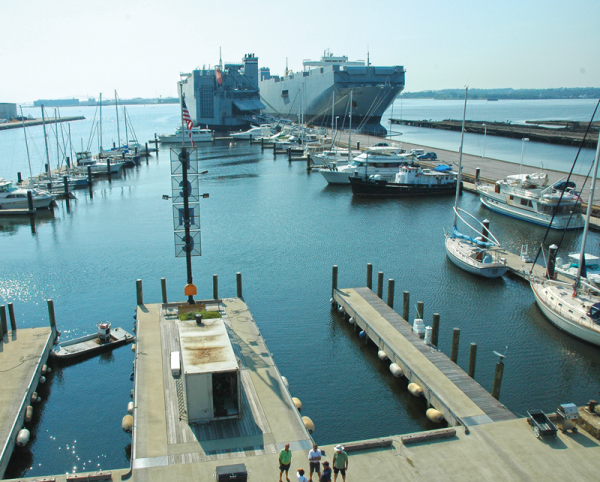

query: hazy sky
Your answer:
[2,0,599,103]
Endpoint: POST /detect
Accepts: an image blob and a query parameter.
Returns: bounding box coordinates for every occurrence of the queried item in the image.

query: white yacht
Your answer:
[477,173,584,230]
[555,253,600,286]
[0,178,55,210]
[158,127,214,144]
[319,146,411,185]
[74,151,124,174]
[230,125,275,139]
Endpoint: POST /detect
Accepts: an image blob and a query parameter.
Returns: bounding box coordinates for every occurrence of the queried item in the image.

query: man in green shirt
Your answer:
[279,442,292,482]
[332,445,348,482]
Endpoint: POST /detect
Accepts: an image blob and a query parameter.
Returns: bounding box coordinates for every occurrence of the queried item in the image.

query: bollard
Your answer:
[27,191,34,212]
[492,361,505,400]
[47,300,56,330]
[136,279,144,305]
[450,328,460,363]
[161,278,168,303]
[63,176,69,196]
[107,158,111,177]
[475,167,480,182]
[403,291,410,320]
[431,313,440,347]
[261,138,264,150]
[213,274,219,300]
[0,305,7,339]
[236,272,243,298]
[332,265,338,298]
[468,343,477,378]
[273,143,277,155]
[366,263,373,290]
[482,220,490,243]
[66,157,71,168]
[287,148,292,161]
[417,301,424,320]
[377,272,383,298]
[357,142,360,150]
[547,244,558,280]
[387,279,395,308]
[8,303,16,332]
[145,143,149,156]
[87,166,93,185]
[17,172,22,184]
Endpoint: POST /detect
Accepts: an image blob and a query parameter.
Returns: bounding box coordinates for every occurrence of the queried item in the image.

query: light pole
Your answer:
[519,138,529,175]
[482,124,487,158]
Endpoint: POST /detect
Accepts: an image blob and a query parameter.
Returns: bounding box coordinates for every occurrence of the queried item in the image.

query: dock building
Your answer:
[0,103,17,120]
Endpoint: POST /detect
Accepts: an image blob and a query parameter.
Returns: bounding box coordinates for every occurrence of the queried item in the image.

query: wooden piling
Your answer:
[332,265,338,297]
[161,278,168,303]
[0,305,7,338]
[27,191,34,213]
[403,291,410,321]
[417,301,424,320]
[213,274,219,300]
[107,158,111,176]
[87,166,93,185]
[468,343,477,378]
[482,219,490,243]
[475,167,480,182]
[146,143,149,156]
[450,328,460,363]
[17,172,22,184]
[377,272,383,298]
[366,263,373,289]
[492,361,505,400]
[547,244,558,279]
[63,176,69,196]
[136,279,144,305]
[432,313,440,347]
[236,272,243,298]
[47,299,56,330]
[8,303,16,332]
[387,279,395,308]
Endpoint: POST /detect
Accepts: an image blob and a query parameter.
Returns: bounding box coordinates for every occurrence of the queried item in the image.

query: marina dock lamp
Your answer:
[482,124,487,158]
[519,138,530,175]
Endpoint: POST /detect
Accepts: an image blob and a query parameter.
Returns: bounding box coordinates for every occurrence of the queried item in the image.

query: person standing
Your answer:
[308,443,322,482]
[297,468,308,482]
[279,443,292,482]
[332,445,348,482]
[320,461,332,482]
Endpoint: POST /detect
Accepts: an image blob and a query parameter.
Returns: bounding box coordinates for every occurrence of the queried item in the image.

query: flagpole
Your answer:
[180,82,185,147]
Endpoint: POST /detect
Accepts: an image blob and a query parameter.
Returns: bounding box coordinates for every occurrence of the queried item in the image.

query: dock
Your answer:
[0,117,85,131]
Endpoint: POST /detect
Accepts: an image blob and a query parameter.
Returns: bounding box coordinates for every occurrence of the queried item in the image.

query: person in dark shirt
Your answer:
[320,461,332,482]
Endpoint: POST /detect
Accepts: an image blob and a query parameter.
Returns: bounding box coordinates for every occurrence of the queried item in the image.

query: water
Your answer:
[2,101,600,478]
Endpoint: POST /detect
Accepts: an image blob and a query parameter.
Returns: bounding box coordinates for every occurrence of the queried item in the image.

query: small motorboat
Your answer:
[51,322,134,360]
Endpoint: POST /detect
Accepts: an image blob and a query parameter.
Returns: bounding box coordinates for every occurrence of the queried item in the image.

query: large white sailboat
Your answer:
[530,129,600,346]
[444,87,508,278]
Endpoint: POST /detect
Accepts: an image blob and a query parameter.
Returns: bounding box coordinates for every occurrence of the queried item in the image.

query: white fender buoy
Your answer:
[31,392,38,404]
[127,401,134,414]
[378,350,388,361]
[122,415,133,433]
[16,429,30,447]
[330,298,335,305]
[41,364,48,375]
[292,397,303,411]
[131,344,136,352]
[348,317,355,325]
[389,363,404,378]
[25,406,33,423]
[337,305,344,313]
[45,366,52,374]
[426,408,445,423]
[281,376,289,388]
[302,416,315,433]
[130,389,134,398]
[39,376,46,384]
[408,383,423,397]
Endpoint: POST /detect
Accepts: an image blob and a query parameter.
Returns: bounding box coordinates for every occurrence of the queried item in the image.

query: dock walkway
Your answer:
[333,287,516,429]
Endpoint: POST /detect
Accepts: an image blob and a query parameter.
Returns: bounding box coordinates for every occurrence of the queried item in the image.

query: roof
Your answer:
[233,99,265,112]
[178,318,238,374]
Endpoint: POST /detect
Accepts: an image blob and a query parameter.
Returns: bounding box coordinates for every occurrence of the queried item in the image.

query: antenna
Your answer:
[493,346,509,363]
[219,47,222,69]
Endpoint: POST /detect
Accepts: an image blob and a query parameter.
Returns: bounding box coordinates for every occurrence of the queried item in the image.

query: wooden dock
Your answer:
[333,287,516,430]
[0,116,85,131]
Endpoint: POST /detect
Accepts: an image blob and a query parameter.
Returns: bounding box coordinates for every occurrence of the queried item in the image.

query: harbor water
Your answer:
[1,100,600,478]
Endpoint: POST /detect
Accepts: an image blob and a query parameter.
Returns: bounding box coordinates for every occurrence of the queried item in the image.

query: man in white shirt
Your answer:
[307,443,322,482]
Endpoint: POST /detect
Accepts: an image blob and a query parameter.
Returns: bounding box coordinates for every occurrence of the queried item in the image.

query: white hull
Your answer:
[444,236,508,278]
[531,280,600,346]
[0,196,54,210]
[319,167,398,185]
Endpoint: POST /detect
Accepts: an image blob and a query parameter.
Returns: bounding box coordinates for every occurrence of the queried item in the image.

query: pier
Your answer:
[0,117,85,131]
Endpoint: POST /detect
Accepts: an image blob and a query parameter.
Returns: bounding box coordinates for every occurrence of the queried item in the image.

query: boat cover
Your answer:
[450,226,495,248]
[434,164,452,172]
[233,99,266,112]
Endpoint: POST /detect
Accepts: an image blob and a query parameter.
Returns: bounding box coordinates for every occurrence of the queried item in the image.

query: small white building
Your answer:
[0,103,17,120]
[178,318,241,423]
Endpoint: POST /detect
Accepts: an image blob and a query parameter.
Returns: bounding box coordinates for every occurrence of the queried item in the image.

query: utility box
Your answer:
[170,351,181,377]
[216,463,248,481]
[178,318,241,423]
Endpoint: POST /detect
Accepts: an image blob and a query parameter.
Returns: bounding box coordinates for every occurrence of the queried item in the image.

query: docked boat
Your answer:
[0,178,55,210]
[477,173,584,230]
[230,125,275,139]
[51,322,135,359]
[158,126,214,144]
[74,151,124,174]
[349,164,457,197]
[555,253,600,286]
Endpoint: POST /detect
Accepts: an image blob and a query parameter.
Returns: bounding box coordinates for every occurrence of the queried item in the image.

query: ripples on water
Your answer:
[2,103,600,477]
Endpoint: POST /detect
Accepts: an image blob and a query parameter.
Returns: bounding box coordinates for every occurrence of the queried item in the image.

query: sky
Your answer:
[1,0,599,103]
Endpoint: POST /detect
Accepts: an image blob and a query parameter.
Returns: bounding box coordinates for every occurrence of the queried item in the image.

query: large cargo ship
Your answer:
[259,52,405,136]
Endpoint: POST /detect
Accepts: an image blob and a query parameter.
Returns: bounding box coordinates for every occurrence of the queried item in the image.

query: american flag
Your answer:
[181,97,195,147]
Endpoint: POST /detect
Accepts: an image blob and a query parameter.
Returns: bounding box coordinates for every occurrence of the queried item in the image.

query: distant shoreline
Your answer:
[401,87,599,101]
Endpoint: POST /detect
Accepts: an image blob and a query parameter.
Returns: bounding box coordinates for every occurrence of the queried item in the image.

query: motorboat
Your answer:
[555,253,600,286]
[51,322,135,360]
[477,173,584,230]
[230,125,275,139]
[0,178,55,210]
[158,126,214,144]
[74,151,124,174]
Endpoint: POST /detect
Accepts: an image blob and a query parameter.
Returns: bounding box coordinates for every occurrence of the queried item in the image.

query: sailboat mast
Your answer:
[452,87,468,226]
[331,91,335,149]
[576,129,600,285]
[20,107,34,179]
[348,90,353,163]
[41,106,52,179]
[55,109,60,171]
[124,106,129,145]
[115,90,121,147]
[99,93,103,153]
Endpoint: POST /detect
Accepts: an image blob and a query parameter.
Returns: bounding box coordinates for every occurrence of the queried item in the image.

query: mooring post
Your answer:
[357,141,360,150]
[450,328,460,363]
[547,244,558,279]
[475,167,480,182]
[8,303,16,332]
[492,360,505,400]
[287,148,292,161]
[403,291,410,320]
[364,264,372,290]
[236,272,243,298]
[87,166,93,186]
[417,301,424,320]
[432,313,440,347]
[482,220,490,243]
[377,272,383,298]
[468,343,477,378]
[27,191,34,213]
[63,175,69,197]
[387,279,395,308]
[47,299,56,330]
[213,274,219,300]
[136,279,144,305]
[0,305,7,339]
[332,265,338,298]
[161,278,168,303]
[17,172,22,184]
[66,156,71,169]
[261,137,264,150]
[145,142,149,156]
[107,158,111,177]
[273,142,277,155]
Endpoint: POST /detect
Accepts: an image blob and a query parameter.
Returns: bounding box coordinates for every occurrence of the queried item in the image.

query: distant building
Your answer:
[0,103,17,120]
[33,99,80,107]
